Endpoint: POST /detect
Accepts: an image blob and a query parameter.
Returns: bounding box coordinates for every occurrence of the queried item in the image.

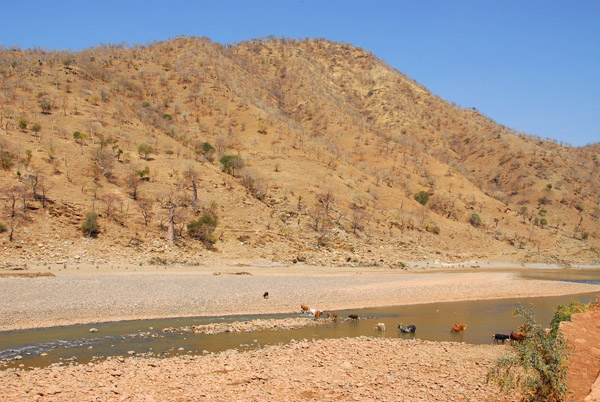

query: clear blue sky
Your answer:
[2,1,598,146]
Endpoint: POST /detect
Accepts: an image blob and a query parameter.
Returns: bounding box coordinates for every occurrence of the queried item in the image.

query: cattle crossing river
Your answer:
[1,269,599,369]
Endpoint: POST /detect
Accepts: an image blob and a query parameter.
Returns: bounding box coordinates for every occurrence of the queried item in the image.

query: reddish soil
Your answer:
[561,311,600,401]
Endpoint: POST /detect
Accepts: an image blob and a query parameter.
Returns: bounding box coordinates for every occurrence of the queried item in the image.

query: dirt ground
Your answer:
[561,311,600,402]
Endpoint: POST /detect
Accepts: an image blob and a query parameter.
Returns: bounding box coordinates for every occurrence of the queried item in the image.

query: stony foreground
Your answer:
[0,337,516,402]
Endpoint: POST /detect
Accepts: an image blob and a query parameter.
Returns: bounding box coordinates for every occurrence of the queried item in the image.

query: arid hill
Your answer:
[0,37,598,267]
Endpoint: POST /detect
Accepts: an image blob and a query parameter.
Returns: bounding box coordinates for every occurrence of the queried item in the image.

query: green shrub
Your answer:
[0,150,14,170]
[0,222,6,233]
[488,305,570,402]
[18,119,27,132]
[137,143,155,160]
[470,213,482,227]
[549,300,598,336]
[219,154,244,176]
[201,141,215,155]
[257,121,267,134]
[82,211,99,237]
[162,113,173,120]
[73,131,87,143]
[187,214,218,244]
[136,166,150,179]
[195,141,216,162]
[414,191,430,206]
[425,222,440,235]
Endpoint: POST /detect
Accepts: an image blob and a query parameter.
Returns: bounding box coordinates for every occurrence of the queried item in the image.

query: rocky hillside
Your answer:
[0,37,598,267]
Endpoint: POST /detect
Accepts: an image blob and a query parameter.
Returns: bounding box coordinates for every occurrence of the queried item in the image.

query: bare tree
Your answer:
[37,175,51,209]
[182,165,201,208]
[307,205,326,232]
[350,206,369,235]
[317,189,336,217]
[137,198,153,226]
[99,192,122,218]
[3,185,27,241]
[125,168,143,200]
[158,190,188,243]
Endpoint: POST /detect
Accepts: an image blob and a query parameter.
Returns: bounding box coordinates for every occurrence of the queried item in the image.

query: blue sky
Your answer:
[1,1,598,146]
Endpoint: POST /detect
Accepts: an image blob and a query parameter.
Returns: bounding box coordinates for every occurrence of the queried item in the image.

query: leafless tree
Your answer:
[3,185,27,241]
[350,206,369,235]
[99,192,122,218]
[125,168,142,200]
[137,198,153,226]
[317,189,336,217]
[158,189,188,243]
[182,165,201,208]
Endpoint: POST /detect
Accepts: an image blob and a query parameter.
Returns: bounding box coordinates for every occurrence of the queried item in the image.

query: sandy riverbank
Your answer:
[1,264,599,331]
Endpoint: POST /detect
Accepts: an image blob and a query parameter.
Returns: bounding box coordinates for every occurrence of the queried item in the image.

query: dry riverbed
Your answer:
[1,264,599,401]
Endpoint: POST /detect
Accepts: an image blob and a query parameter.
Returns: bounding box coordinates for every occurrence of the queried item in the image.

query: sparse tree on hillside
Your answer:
[137,143,155,160]
[97,133,117,149]
[3,185,27,241]
[194,141,215,163]
[36,175,51,209]
[183,165,201,208]
[158,190,188,244]
[308,205,326,232]
[470,213,482,228]
[0,141,14,170]
[317,189,336,217]
[82,211,99,237]
[187,214,218,244]
[350,206,369,234]
[30,123,41,136]
[137,198,153,226]
[219,154,244,176]
[414,190,430,206]
[99,192,122,218]
[125,169,142,200]
[18,119,27,132]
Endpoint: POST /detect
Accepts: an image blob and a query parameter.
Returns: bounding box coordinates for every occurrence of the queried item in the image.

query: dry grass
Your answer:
[0,37,598,267]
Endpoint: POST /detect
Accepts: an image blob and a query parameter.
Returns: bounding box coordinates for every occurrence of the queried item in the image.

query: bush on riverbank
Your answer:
[550,299,600,336]
[488,305,569,402]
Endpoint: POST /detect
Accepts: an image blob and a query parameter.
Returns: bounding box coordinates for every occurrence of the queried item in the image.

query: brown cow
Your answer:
[300,305,309,313]
[510,331,527,344]
[450,323,467,333]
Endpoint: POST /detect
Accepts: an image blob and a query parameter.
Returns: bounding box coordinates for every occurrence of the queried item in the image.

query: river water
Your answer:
[1,269,599,369]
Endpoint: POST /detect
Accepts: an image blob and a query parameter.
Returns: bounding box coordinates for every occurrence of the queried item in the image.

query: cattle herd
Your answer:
[298,304,534,345]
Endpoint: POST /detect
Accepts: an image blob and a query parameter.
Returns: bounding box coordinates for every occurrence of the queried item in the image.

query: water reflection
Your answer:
[1,291,598,369]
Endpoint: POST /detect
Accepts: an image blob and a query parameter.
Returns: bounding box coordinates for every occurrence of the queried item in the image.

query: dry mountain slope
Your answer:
[0,37,598,267]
